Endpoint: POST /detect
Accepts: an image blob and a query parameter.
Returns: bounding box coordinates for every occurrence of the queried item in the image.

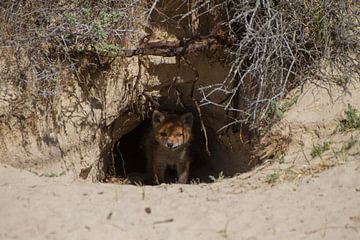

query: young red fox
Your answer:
[145,110,193,184]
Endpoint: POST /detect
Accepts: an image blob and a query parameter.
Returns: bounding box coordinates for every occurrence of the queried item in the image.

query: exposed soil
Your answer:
[1,82,360,240]
[0,158,359,240]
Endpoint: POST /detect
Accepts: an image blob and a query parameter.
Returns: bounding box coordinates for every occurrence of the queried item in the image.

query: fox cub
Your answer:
[145,110,193,184]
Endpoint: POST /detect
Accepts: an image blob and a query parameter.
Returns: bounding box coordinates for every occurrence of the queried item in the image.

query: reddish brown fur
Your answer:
[155,123,191,149]
[144,110,193,184]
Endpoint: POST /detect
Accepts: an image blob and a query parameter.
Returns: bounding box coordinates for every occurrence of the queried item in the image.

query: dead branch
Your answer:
[194,100,211,156]
[180,55,211,156]
[1,0,358,131]
[121,36,231,57]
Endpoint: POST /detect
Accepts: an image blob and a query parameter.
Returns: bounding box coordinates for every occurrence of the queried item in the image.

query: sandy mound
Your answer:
[1,82,360,240]
[0,160,359,240]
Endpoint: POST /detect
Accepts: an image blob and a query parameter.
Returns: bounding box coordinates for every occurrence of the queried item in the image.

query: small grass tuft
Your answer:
[209,171,225,183]
[31,170,66,177]
[267,96,299,120]
[339,104,360,132]
[343,136,358,151]
[265,172,280,184]
[311,141,332,158]
[190,178,201,184]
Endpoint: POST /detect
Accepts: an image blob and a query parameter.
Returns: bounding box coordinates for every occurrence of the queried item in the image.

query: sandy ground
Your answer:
[1,159,359,240]
[1,83,360,240]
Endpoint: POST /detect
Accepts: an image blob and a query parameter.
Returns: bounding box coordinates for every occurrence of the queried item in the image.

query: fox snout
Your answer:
[165,141,181,149]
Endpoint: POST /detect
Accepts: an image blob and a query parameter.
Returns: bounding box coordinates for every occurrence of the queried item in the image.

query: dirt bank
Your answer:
[1,82,360,240]
[0,159,359,240]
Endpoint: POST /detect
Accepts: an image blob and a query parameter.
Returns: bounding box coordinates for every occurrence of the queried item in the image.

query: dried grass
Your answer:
[1,0,359,131]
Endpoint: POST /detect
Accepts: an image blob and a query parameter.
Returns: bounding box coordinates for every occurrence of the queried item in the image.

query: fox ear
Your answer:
[181,112,193,128]
[152,110,165,127]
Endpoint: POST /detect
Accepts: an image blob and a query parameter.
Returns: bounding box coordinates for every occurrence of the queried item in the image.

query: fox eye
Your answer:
[175,133,183,137]
[160,132,167,137]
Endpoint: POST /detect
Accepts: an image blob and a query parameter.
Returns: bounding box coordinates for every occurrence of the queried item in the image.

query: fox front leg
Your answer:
[176,160,189,184]
[153,163,166,184]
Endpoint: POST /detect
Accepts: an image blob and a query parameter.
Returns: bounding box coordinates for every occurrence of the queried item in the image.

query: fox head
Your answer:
[152,110,193,150]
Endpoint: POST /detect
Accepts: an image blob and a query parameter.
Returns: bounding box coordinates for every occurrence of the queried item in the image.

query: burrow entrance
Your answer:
[110,106,255,185]
[107,53,256,185]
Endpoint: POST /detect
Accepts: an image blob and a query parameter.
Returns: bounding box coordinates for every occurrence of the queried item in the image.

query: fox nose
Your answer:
[166,143,174,148]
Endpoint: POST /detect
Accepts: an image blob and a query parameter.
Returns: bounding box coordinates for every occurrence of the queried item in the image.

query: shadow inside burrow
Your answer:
[111,107,255,185]
[112,115,217,185]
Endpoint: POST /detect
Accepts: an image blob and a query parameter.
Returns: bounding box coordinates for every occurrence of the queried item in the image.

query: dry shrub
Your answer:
[145,0,359,129]
[0,1,147,75]
[0,0,150,119]
[194,0,360,129]
[1,0,359,131]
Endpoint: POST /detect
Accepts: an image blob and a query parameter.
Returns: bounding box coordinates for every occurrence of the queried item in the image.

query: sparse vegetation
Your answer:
[311,141,332,158]
[0,1,359,183]
[196,0,360,129]
[340,104,360,132]
[209,171,225,183]
[265,172,280,184]
[62,7,126,53]
[190,178,201,185]
[266,95,299,121]
[343,136,358,151]
[0,0,358,130]
[31,171,66,178]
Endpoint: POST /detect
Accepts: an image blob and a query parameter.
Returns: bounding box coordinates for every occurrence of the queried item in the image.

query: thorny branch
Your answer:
[194,0,360,129]
[1,0,359,131]
[181,56,211,156]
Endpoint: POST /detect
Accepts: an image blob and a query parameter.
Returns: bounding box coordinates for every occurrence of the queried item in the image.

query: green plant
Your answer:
[190,178,201,184]
[270,101,285,119]
[61,7,129,54]
[311,141,332,158]
[267,95,299,120]
[339,104,360,132]
[343,136,358,151]
[265,172,280,184]
[209,171,225,183]
[30,170,66,177]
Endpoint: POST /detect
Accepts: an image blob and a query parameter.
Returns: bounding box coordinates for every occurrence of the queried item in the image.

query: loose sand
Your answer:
[1,82,360,240]
[0,160,359,240]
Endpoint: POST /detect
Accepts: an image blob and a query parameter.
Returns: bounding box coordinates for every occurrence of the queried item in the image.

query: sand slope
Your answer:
[1,82,360,240]
[1,159,359,240]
